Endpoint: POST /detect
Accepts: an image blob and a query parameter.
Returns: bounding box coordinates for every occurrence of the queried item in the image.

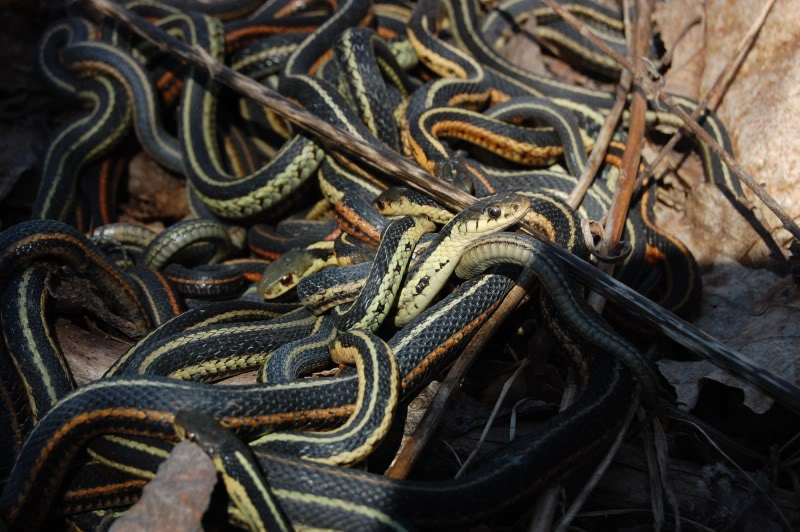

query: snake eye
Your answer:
[280,273,294,286]
[375,199,384,210]
[487,206,502,219]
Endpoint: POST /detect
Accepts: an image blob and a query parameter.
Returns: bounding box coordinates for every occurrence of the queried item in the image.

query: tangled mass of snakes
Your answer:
[0,0,766,529]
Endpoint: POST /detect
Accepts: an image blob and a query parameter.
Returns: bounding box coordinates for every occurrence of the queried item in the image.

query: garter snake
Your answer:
[6,0,734,528]
[331,215,434,332]
[126,266,185,326]
[111,193,522,383]
[333,194,387,245]
[0,221,150,472]
[374,186,455,224]
[35,33,132,222]
[402,0,708,316]
[0,268,532,530]
[248,220,339,261]
[333,27,417,150]
[441,0,744,198]
[395,191,529,325]
[36,10,214,221]
[0,193,561,527]
[455,230,664,403]
[162,260,267,300]
[0,221,148,332]
[179,11,327,220]
[59,271,633,530]
[91,223,159,255]
[256,243,338,298]
[143,219,233,270]
[1,264,75,424]
[482,0,627,77]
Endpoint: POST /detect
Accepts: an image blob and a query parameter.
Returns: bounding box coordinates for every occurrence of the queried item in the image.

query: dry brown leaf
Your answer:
[109,441,217,532]
[404,381,440,436]
[654,0,706,98]
[701,0,800,262]
[56,319,131,385]
[679,182,779,268]
[659,260,800,413]
[125,152,189,220]
[496,16,548,76]
[648,1,800,415]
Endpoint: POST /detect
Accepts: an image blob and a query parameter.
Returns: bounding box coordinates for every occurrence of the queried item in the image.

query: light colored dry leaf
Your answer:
[701,0,800,262]
[651,1,800,414]
[659,260,800,413]
[654,0,706,97]
[385,381,439,472]
[496,16,548,76]
[682,182,776,268]
[110,441,217,532]
[56,319,131,385]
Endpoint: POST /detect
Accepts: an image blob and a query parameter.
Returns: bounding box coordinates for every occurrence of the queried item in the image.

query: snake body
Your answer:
[0,0,743,528]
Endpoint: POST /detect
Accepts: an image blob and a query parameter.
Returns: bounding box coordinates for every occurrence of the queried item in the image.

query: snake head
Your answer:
[257,249,319,299]
[433,155,474,194]
[452,192,531,236]
[174,410,229,451]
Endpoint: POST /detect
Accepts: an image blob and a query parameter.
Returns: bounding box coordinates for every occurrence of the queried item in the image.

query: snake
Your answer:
[2,0,743,528]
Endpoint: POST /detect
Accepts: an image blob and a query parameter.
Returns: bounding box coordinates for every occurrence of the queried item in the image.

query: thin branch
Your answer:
[654,417,682,532]
[656,15,702,71]
[545,240,800,414]
[603,0,650,248]
[538,2,641,526]
[641,0,778,186]
[82,0,800,416]
[567,82,628,210]
[588,0,651,313]
[539,0,800,244]
[643,415,666,531]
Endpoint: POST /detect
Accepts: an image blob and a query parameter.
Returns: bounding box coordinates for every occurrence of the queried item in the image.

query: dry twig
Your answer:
[587,0,650,313]
[566,0,632,211]
[566,82,628,210]
[536,2,644,525]
[600,0,650,253]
